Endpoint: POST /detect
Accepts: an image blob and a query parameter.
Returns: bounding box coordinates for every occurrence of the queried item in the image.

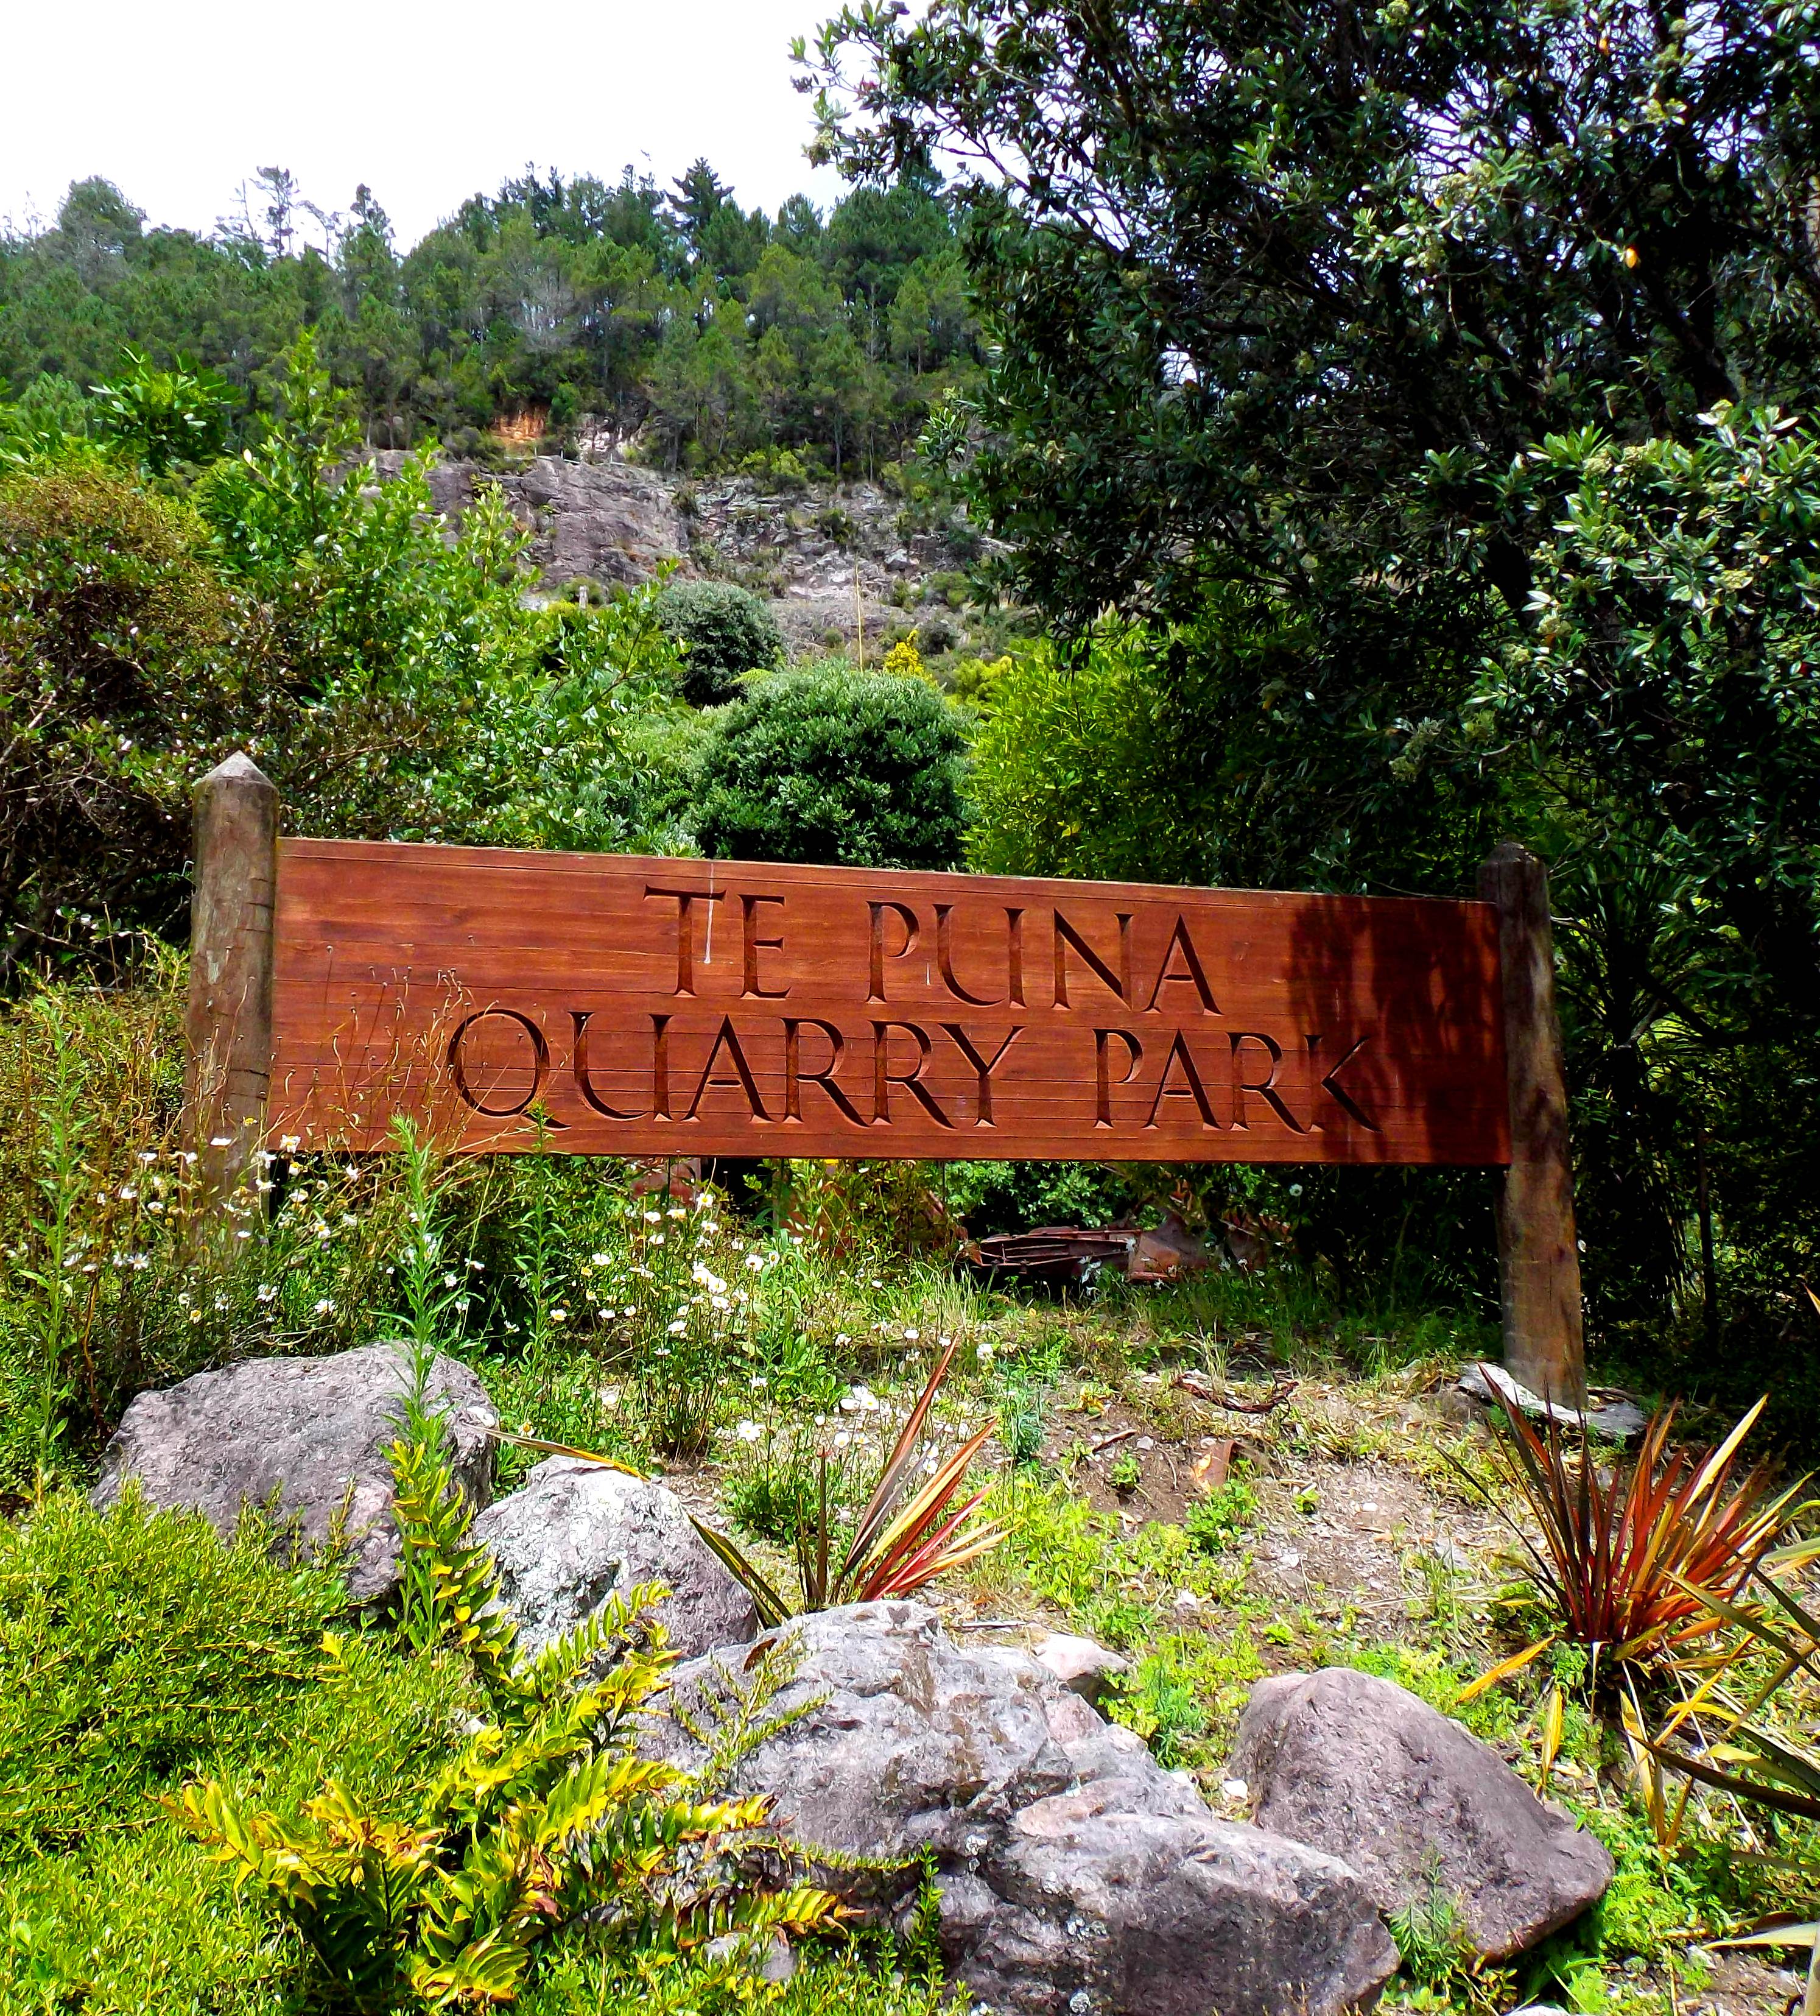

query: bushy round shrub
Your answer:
[653,580,784,705]
[690,664,969,869]
[0,451,244,968]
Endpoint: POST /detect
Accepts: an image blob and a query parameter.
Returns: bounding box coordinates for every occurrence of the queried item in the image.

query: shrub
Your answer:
[0,1494,465,2011]
[1457,1395,1798,1704]
[0,971,471,1489]
[653,580,784,706]
[691,1339,1003,1620]
[880,636,928,682]
[691,664,969,869]
[0,1489,350,1853]
[0,449,245,970]
[181,1412,841,2006]
[0,339,693,979]
[944,1158,1133,1238]
[964,626,1225,883]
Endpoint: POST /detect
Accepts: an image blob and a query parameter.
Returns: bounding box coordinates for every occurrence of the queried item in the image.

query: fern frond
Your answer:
[517,1581,671,1709]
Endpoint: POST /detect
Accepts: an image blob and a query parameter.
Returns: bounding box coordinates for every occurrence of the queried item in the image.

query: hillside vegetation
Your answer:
[0,162,978,476]
[5,3,1820,2004]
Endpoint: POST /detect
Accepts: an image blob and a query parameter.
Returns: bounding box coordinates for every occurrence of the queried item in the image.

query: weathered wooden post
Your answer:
[183,752,279,1225]
[1478,842,1586,1407]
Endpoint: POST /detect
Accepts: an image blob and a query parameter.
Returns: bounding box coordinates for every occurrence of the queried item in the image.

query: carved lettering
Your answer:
[784,1017,865,1123]
[1144,916,1220,1013]
[683,1015,771,1121]
[1306,1034,1381,1132]
[448,1008,547,1117]
[868,901,920,1001]
[1229,1032,1303,1132]
[942,1023,1022,1124]
[571,1009,644,1119]
[645,886,725,996]
[935,902,1000,1006]
[1007,907,1026,1006]
[651,1013,672,1119]
[871,1020,952,1127]
[1094,1027,1144,1127]
[1053,910,1132,1007]
[1144,1030,1220,1129]
[741,893,789,999]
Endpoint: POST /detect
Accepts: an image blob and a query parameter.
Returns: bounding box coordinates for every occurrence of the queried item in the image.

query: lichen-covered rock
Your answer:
[648,1602,1399,2016]
[469,1457,757,1660]
[91,1344,495,1602]
[1230,1667,1614,1960]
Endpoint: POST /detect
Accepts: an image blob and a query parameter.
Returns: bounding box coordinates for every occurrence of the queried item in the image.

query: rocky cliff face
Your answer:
[370,449,986,661]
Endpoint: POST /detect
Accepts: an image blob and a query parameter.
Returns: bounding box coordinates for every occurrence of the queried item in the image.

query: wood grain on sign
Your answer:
[269,839,1511,1165]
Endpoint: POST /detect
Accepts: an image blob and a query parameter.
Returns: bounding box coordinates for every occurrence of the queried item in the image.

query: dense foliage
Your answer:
[0,164,980,477]
[0,454,243,978]
[806,0,1818,628]
[2,339,721,975]
[654,580,785,706]
[0,1490,350,1852]
[692,664,970,869]
[806,0,1820,1400]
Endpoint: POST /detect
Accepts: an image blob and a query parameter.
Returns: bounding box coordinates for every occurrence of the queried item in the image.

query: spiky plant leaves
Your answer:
[689,1338,1005,1616]
[1648,1560,1820,1829]
[1458,1393,1801,1690]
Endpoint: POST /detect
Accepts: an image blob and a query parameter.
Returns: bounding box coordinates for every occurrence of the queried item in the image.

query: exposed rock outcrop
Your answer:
[365,451,987,659]
[368,451,685,587]
[647,1601,1400,2016]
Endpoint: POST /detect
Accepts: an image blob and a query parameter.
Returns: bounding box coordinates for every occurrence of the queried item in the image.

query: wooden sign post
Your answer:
[1478,843,1586,1408]
[185,755,1584,1400]
[183,753,279,1221]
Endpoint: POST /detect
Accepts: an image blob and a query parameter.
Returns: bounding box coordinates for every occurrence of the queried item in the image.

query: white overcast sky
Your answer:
[1,0,849,248]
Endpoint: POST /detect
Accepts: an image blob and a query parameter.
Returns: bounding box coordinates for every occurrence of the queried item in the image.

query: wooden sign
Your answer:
[183,757,1583,1401]
[264,836,1510,1165]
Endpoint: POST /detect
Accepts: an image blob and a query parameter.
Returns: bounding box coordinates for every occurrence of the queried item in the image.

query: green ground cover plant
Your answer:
[2,1034,1813,2013]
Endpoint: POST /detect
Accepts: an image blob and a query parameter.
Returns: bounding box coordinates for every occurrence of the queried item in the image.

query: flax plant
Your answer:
[1457,1394,1802,1795]
[691,1339,1005,1623]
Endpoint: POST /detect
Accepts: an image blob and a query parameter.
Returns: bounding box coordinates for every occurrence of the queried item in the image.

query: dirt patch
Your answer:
[1245,1456,1504,1641]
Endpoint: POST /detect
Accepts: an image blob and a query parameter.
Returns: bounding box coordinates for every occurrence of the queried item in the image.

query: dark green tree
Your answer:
[803,0,1820,1366]
[652,580,785,705]
[669,159,734,260]
[692,665,969,868]
[803,0,1820,628]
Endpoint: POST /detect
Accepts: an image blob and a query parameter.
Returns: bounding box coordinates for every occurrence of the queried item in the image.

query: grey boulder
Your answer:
[1230,1667,1614,1960]
[1030,1629,1130,1707]
[648,1601,1398,2016]
[954,1782,1402,2016]
[469,1456,758,1660]
[91,1344,496,1602]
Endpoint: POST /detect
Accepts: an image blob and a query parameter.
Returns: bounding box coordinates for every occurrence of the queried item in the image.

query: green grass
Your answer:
[521,1949,947,2016]
[0,1491,471,2012]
